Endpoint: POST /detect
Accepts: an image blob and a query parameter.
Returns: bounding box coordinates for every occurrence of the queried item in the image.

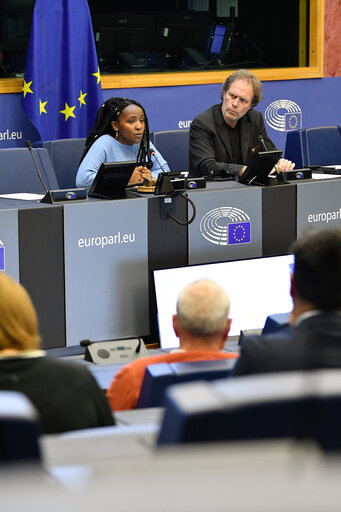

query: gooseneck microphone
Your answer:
[149,149,167,173]
[25,139,49,194]
[258,135,269,152]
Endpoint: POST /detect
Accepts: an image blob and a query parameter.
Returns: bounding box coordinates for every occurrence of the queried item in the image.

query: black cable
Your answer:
[167,191,196,226]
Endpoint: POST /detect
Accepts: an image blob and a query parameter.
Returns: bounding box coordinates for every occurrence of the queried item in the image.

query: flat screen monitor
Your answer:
[88,161,135,199]
[208,24,226,55]
[0,0,35,75]
[239,150,283,186]
[95,14,157,66]
[153,10,213,54]
[97,25,154,59]
[153,254,294,349]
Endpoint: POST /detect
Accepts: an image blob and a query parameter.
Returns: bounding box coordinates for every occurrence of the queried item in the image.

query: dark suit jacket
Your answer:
[189,103,276,177]
[233,313,341,376]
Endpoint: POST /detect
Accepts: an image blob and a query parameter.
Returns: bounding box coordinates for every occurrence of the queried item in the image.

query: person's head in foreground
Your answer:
[0,272,40,353]
[290,228,341,323]
[173,278,232,350]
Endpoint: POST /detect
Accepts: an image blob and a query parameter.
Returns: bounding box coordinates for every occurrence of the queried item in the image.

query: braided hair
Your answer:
[80,97,153,168]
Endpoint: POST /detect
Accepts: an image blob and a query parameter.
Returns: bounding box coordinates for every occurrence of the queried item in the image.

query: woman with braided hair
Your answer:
[76,97,170,188]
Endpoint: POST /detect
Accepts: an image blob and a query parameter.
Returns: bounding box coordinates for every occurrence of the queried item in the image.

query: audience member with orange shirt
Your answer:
[106,278,238,410]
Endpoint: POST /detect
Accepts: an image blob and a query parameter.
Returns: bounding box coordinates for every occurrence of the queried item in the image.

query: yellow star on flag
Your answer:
[22,80,33,98]
[39,99,48,115]
[78,90,87,107]
[60,103,76,121]
[92,67,101,85]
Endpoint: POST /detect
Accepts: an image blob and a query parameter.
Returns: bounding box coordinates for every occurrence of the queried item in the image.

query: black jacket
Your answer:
[189,103,276,177]
[233,313,341,377]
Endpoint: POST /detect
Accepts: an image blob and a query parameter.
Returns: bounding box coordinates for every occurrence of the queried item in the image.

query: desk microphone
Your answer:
[258,135,269,152]
[25,139,49,195]
[126,177,153,188]
[141,177,154,186]
[149,149,167,173]
[25,139,87,203]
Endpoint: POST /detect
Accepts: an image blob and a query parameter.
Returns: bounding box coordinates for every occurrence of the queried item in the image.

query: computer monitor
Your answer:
[207,24,226,55]
[0,0,35,75]
[239,150,283,186]
[95,13,157,69]
[153,254,294,349]
[153,10,213,55]
[88,161,135,199]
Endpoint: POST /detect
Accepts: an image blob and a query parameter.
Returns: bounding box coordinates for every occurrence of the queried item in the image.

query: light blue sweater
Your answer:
[76,134,170,188]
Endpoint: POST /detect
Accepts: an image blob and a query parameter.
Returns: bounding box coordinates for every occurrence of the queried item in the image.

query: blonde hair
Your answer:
[0,273,40,351]
[176,279,230,337]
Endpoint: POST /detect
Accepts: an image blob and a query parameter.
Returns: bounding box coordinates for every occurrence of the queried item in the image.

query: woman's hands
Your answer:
[128,166,152,185]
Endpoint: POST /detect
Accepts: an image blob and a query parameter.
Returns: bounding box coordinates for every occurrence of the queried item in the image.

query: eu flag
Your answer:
[228,222,251,245]
[21,0,103,141]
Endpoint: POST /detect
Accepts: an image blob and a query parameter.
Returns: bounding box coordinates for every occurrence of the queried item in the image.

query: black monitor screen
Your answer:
[0,0,35,75]
[88,161,135,199]
[239,150,283,186]
[153,10,213,55]
[161,22,212,55]
[95,13,157,66]
[97,26,154,65]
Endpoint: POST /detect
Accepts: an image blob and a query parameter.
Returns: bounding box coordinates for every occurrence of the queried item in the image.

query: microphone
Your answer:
[25,140,87,203]
[149,149,167,173]
[25,139,49,194]
[80,339,92,347]
[126,177,155,188]
[258,135,269,152]
[143,177,151,186]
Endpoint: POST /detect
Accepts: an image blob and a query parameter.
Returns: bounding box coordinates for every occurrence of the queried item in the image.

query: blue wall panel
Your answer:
[1,77,340,161]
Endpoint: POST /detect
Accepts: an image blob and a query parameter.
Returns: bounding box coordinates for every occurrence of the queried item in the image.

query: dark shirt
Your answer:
[225,122,243,165]
[0,355,114,434]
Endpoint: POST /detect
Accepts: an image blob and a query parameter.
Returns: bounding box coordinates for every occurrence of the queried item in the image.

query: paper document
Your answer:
[312,173,341,180]
[0,193,44,200]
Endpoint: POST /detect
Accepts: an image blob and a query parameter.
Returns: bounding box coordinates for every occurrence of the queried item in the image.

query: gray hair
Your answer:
[176,279,230,337]
[221,69,263,107]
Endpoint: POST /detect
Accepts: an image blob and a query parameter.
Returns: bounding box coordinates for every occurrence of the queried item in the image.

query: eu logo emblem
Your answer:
[228,222,251,245]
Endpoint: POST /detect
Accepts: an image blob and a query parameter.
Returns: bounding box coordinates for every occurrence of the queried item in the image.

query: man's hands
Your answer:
[239,158,295,178]
[271,158,295,174]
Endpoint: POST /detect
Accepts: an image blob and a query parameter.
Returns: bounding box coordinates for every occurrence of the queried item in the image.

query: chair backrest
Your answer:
[305,126,341,166]
[0,147,59,194]
[0,391,42,462]
[157,369,341,451]
[284,126,341,167]
[136,359,236,408]
[150,129,189,172]
[34,138,86,189]
[261,312,291,334]
[284,129,308,168]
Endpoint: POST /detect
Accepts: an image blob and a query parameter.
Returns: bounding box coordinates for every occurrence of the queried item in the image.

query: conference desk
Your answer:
[187,179,296,264]
[1,174,340,350]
